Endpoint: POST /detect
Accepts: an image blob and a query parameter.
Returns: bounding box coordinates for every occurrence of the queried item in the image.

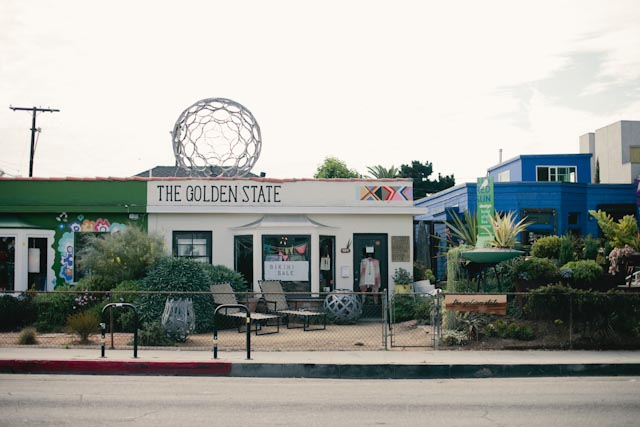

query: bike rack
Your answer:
[100,303,139,358]
[213,304,251,360]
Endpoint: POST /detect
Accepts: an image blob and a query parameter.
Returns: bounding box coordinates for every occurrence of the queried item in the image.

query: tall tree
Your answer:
[366,165,399,178]
[398,160,455,199]
[314,157,361,178]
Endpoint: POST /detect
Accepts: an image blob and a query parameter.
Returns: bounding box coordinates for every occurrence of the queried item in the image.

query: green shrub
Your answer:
[505,323,535,341]
[17,327,38,345]
[200,264,247,292]
[561,260,603,286]
[531,236,562,259]
[442,330,469,346]
[100,280,141,332]
[582,235,601,261]
[32,286,77,332]
[559,236,577,265]
[0,294,36,332]
[65,311,99,343]
[77,226,164,291]
[414,298,434,324]
[138,321,175,346]
[514,257,560,288]
[484,323,498,337]
[393,294,416,322]
[138,257,215,333]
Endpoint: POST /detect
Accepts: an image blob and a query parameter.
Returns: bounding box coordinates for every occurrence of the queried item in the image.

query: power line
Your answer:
[9,105,60,177]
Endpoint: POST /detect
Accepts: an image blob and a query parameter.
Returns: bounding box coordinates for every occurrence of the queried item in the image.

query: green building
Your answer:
[0,178,146,292]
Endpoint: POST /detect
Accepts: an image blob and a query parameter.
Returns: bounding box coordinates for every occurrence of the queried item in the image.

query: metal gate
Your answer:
[388,290,441,348]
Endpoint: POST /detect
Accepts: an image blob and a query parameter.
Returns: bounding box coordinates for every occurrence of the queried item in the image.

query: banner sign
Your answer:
[444,294,507,315]
[264,261,309,281]
[476,176,495,248]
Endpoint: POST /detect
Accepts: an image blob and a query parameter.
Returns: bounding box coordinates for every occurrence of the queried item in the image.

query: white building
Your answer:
[580,120,640,184]
[146,177,421,294]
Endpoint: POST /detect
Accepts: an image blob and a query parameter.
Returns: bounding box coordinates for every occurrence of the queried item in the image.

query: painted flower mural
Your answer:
[57,216,127,284]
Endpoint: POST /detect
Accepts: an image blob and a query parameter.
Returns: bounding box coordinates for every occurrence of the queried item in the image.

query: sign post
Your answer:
[476,176,495,248]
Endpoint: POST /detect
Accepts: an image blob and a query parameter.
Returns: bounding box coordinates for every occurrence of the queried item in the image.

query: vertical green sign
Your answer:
[476,176,494,248]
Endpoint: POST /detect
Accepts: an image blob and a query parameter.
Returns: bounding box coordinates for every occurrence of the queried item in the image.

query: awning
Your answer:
[0,215,40,229]
[231,214,334,230]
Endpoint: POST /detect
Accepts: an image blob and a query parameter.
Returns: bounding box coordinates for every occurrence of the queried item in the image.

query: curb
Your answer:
[2,359,640,378]
[0,359,232,376]
[231,363,640,379]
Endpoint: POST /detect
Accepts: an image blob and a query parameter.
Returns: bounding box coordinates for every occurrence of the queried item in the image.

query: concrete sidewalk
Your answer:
[2,347,640,379]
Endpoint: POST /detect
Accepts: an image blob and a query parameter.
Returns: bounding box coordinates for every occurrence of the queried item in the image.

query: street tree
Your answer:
[366,165,399,178]
[399,160,455,199]
[314,157,361,178]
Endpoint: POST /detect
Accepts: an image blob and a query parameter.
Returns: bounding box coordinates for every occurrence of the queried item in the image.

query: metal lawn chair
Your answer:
[210,282,280,335]
[258,280,327,331]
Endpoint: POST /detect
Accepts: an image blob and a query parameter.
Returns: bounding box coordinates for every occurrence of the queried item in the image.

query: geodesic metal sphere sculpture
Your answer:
[172,98,262,177]
[324,290,363,324]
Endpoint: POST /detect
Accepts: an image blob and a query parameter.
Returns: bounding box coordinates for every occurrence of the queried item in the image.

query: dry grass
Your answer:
[0,322,435,352]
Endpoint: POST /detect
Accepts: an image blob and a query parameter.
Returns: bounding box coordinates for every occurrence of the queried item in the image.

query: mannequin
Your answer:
[359,255,380,303]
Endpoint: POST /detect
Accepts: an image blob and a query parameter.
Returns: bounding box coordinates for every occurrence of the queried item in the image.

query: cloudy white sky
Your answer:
[1,0,639,183]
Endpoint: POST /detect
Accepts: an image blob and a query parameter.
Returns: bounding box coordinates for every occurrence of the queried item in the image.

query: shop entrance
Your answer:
[353,233,388,293]
[234,235,253,289]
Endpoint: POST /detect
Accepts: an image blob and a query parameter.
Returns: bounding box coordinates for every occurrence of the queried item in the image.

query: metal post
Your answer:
[100,322,106,358]
[101,303,139,359]
[213,304,251,360]
[382,289,388,350]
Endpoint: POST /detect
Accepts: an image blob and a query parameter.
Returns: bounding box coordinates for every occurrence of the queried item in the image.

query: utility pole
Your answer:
[10,105,60,177]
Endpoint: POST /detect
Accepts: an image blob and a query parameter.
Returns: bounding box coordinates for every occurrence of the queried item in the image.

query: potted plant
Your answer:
[392,267,413,294]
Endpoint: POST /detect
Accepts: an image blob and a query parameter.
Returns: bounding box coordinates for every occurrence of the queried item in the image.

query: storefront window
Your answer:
[262,235,310,292]
[173,231,212,263]
[0,237,15,291]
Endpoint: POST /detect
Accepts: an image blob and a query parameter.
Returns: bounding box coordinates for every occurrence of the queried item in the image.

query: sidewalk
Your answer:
[2,347,640,379]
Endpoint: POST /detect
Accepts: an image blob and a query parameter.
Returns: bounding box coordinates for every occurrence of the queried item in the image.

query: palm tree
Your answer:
[366,165,399,178]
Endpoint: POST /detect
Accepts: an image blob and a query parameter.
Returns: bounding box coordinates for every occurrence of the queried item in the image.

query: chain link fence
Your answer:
[0,290,387,352]
[2,288,639,351]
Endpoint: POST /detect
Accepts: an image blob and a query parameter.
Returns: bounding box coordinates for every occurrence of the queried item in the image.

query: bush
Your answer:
[559,236,577,265]
[514,257,560,289]
[138,257,215,333]
[505,323,535,341]
[77,226,164,291]
[414,298,434,324]
[393,294,416,322]
[200,264,247,292]
[100,280,141,332]
[582,235,601,261]
[524,285,640,341]
[65,311,99,343]
[138,321,175,346]
[0,294,36,332]
[32,286,77,332]
[561,260,603,287]
[17,327,38,345]
[442,330,469,346]
[531,236,562,259]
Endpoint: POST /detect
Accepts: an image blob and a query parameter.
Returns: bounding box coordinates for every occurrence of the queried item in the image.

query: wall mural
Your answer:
[56,215,126,283]
[360,186,412,201]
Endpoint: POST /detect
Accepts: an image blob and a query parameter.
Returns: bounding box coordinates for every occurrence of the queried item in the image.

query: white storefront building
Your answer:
[147,177,421,294]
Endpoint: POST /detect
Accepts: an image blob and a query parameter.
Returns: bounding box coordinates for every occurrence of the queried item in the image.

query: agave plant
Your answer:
[442,210,478,247]
[483,211,531,249]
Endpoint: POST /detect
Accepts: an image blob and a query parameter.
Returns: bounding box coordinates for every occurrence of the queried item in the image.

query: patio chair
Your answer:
[258,280,327,331]
[210,282,280,335]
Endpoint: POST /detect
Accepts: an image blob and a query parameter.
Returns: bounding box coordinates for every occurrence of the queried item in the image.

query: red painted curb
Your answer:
[0,359,232,376]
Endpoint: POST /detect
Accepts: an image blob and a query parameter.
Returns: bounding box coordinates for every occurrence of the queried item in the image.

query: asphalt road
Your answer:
[1,375,639,426]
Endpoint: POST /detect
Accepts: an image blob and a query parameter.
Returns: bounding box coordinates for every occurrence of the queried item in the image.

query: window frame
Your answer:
[536,166,577,183]
[172,231,212,264]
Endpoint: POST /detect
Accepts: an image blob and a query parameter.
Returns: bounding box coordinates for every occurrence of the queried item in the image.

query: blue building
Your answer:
[415,152,635,280]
